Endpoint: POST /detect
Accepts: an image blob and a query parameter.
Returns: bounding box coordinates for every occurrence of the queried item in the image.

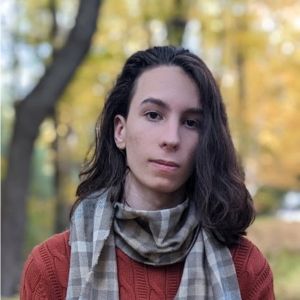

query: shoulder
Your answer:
[30,230,70,270]
[230,237,275,300]
[20,231,70,300]
[230,236,268,274]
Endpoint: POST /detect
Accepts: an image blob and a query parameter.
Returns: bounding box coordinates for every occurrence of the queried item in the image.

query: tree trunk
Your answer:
[236,50,247,155]
[166,0,187,46]
[53,110,71,233]
[1,0,103,296]
[235,15,248,159]
[49,0,69,234]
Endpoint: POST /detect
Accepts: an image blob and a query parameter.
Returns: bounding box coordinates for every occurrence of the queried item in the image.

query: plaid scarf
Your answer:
[114,199,198,265]
[67,190,241,299]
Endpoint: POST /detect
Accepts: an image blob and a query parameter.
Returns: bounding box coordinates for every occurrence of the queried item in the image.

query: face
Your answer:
[114,66,202,198]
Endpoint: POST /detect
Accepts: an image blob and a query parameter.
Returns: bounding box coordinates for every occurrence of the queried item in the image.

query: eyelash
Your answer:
[144,111,201,129]
[145,111,162,121]
[184,119,201,129]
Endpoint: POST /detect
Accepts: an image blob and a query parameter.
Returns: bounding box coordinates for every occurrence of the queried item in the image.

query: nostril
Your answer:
[161,141,179,151]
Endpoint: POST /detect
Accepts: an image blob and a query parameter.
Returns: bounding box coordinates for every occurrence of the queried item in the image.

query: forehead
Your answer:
[131,66,201,109]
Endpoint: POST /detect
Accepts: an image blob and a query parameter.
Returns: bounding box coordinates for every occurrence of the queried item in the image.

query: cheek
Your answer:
[187,134,199,154]
[126,125,146,148]
[126,122,157,149]
[184,139,199,167]
[125,130,145,162]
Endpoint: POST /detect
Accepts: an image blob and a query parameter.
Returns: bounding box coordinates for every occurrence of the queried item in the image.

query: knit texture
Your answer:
[116,248,183,300]
[20,231,275,300]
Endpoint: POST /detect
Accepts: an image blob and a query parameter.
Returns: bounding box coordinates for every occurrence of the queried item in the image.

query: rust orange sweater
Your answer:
[20,231,274,299]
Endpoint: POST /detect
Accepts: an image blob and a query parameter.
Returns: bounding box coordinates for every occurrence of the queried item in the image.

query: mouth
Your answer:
[149,159,180,170]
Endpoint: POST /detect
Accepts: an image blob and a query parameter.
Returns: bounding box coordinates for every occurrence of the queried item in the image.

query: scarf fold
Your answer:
[114,199,198,265]
[67,190,241,300]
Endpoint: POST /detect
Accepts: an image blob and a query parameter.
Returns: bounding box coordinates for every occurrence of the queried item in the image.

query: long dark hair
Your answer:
[71,46,255,246]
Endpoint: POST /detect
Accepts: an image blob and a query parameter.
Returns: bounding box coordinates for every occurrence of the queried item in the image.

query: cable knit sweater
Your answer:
[20,231,274,299]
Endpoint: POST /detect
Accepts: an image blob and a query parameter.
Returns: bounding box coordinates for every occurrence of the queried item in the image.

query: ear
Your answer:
[114,115,126,150]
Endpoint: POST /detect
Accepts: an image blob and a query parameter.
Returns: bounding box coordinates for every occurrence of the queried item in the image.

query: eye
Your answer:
[184,119,201,129]
[145,111,162,121]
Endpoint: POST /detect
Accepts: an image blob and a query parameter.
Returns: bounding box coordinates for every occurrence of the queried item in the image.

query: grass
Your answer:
[248,216,300,300]
[270,251,300,299]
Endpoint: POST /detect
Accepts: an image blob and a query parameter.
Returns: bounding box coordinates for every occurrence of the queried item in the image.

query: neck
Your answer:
[123,172,186,211]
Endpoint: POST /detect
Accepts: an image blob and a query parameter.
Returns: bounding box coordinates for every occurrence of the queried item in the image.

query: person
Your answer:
[20,46,274,299]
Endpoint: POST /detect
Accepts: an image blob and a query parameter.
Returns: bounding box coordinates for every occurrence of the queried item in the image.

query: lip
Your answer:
[149,159,180,171]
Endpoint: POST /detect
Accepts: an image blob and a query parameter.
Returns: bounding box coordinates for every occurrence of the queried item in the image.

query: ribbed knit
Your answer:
[116,248,183,299]
[230,239,274,299]
[20,231,275,299]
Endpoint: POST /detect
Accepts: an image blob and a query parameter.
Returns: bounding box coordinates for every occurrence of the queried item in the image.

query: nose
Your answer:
[160,120,180,151]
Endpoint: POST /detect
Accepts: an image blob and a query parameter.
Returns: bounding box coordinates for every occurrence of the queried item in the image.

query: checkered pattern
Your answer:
[176,229,242,299]
[66,190,241,299]
[66,190,119,299]
[114,199,198,265]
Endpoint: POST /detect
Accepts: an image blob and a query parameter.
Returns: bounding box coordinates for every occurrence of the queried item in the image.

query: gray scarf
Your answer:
[114,199,198,265]
[66,190,241,299]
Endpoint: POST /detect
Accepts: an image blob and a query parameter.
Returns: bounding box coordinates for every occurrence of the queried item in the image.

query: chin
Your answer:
[150,180,183,194]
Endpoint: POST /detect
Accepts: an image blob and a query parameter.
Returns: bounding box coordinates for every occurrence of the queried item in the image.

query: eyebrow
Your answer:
[141,97,203,115]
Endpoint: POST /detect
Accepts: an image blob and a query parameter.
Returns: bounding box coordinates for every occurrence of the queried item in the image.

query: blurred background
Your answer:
[1,0,300,298]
